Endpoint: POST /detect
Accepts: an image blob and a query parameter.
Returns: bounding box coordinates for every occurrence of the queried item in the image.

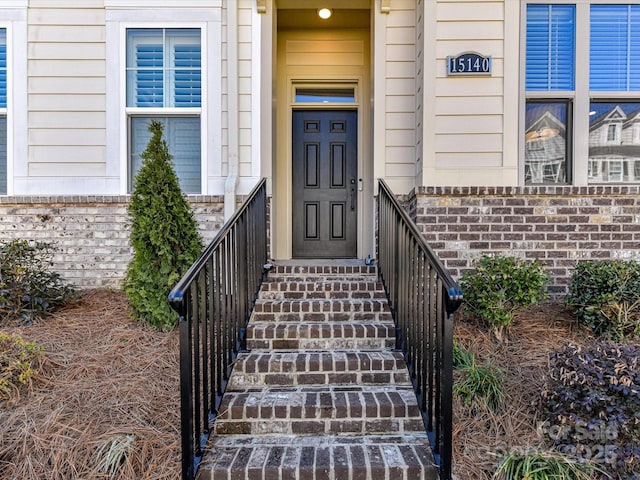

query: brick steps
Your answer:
[214,386,425,436]
[246,323,395,350]
[196,262,439,480]
[198,434,437,480]
[251,305,393,323]
[227,351,411,389]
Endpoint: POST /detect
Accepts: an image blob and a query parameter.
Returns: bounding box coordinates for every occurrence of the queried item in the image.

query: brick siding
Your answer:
[409,186,640,297]
[0,195,224,289]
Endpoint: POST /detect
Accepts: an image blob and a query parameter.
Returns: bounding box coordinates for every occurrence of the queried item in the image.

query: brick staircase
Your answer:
[195,262,439,480]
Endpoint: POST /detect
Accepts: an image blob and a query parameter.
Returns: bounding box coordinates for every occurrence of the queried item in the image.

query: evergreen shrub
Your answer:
[459,255,549,337]
[566,260,640,340]
[0,239,75,325]
[124,120,202,330]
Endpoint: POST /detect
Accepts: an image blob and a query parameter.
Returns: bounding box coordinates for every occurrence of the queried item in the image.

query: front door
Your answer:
[292,110,357,258]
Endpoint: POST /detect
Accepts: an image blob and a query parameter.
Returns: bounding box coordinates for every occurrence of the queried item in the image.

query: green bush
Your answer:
[124,120,202,330]
[541,342,640,479]
[460,255,550,336]
[0,239,75,325]
[0,332,43,399]
[566,260,640,340]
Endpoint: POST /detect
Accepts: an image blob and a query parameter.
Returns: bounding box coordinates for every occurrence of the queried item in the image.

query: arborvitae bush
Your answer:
[0,239,75,326]
[124,120,202,330]
[566,260,640,340]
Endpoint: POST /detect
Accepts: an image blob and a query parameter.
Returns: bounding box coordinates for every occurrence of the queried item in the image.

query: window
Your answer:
[524,5,574,184]
[295,87,355,103]
[525,101,569,184]
[524,3,640,185]
[126,28,201,193]
[0,28,6,195]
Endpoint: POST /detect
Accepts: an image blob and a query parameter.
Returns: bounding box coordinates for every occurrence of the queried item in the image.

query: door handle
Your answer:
[350,179,356,211]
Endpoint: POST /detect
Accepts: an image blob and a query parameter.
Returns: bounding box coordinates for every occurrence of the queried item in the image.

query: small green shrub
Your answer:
[0,332,43,399]
[124,120,202,330]
[541,342,640,479]
[566,260,640,339]
[494,450,599,480]
[460,255,550,336]
[455,355,504,411]
[0,239,75,325]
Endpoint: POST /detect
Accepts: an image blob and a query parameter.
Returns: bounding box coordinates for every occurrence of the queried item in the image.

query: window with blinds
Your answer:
[590,5,640,91]
[526,4,575,91]
[126,28,202,193]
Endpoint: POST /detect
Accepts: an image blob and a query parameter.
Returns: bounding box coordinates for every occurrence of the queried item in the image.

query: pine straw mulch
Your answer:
[0,289,181,480]
[452,301,595,480]
[1,290,596,480]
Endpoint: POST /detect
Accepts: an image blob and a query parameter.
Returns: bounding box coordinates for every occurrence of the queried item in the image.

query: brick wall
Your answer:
[0,195,225,289]
[409,186,640,297]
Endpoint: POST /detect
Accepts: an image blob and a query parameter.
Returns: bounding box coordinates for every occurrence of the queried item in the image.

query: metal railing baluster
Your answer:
[377,179,462,480]
[169,179,268,480]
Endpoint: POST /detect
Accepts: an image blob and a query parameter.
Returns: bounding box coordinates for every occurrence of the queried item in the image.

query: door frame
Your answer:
[273,74,372,260]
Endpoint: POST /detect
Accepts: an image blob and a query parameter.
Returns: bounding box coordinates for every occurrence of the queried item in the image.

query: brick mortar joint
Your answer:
[408,185,640,198]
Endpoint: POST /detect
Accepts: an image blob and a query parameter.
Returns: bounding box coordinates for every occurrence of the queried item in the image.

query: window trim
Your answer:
[521,1,640,185]
[0,11,27,196]
[122,24,206,194]
[106,8,219,195]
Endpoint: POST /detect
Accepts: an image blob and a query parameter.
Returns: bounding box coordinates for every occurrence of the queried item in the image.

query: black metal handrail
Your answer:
[377,179,463,480]
[168,178,268,480]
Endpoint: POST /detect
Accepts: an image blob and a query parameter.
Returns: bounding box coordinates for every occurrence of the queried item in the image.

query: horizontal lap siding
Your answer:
[432,1,507,179]
[27,5,106,179]
[385,0,417,193]
[238,0,253,180]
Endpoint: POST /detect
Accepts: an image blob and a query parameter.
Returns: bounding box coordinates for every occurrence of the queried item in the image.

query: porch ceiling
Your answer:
[277,8,370,29]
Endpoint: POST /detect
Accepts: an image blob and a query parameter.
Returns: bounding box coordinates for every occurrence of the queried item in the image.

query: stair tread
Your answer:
[198,434,438,480]
[232,350,407,370]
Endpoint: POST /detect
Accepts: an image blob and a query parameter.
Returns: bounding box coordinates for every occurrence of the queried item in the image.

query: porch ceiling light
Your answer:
[318,8,332,20]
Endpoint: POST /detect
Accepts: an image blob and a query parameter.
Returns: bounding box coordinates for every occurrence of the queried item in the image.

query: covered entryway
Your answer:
[271,4,373,261]
[292,110,358,258]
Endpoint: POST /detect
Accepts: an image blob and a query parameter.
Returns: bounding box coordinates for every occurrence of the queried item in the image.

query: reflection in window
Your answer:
[525,102,569,184]
[589,102,640,183]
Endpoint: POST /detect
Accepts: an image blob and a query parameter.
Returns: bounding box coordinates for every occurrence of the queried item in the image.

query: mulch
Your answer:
[452,301,594,479]
[0,290,595,480]
[0,289,181,480]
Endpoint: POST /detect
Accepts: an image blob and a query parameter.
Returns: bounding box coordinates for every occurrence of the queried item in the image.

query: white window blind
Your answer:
[126,29,201,108]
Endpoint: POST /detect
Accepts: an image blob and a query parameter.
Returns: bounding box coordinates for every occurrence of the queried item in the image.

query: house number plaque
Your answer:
[447,52,492,76]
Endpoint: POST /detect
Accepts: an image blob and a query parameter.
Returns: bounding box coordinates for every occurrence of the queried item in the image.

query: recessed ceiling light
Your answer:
[318,8,332,20]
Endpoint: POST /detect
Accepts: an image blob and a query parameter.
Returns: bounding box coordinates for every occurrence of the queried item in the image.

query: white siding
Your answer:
[421,0,518,186]
[27,4,106,182]
[383,0,417,193]
[237,0,253,188]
